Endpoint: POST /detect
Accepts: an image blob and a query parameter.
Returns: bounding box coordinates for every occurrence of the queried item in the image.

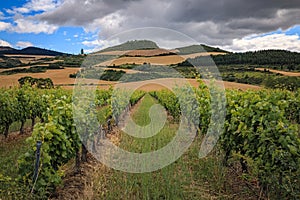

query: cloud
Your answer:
[82,38,120,53]
[37,0,300,47]
[82,39,99,47]
[0,21,12,31]
[0,39,12,47]
[6,0,61,14]
[2,0,300,52]
[12,18,58,34]
[16,41,34,48]
[38,0,133,26]
[73,34,78,38]
[0,11,7,20]
[224,33,300,52]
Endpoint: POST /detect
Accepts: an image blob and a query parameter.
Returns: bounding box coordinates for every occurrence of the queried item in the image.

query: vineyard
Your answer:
[0,82,300,199]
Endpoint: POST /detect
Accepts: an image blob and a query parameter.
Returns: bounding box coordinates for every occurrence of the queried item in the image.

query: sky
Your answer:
[0,0,300,54]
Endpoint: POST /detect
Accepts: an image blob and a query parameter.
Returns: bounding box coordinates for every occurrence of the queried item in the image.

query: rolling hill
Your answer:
[0,46,16,52]
[176,44,228,55]
[0,46,69,56]
[97,40,159,53]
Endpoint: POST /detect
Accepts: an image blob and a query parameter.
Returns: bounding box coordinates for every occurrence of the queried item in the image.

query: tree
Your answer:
[81,48,84,55]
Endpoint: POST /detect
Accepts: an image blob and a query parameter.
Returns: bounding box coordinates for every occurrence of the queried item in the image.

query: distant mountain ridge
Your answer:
[0,46,16,51]
[0,46,69,56]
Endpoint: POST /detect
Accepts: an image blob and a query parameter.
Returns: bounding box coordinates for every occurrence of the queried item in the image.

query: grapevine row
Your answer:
[150,83,300,198]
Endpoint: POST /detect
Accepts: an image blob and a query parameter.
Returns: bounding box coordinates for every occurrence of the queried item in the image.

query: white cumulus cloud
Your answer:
[12,18,58,34]
[0,39,12,47]
[224,33,300,52]
[16,41,34,48]
[0,21,12,31]
[82,38,120,53]
[6,0,61,14]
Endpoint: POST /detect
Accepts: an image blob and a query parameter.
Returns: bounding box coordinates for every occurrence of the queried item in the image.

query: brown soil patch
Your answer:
[0,66,32,73]
[181,52,227,59]
[0,128,31,143]
[255,68,300,77]
[113,78,261,91]
[50,154,103,200]
[0,68,116,88]
[99,55,186,66]
[51,127,121,200]
[63,78,261,91]
[124,49,175,57]
[0,68,79,88]
[96,49,179,56]
[95,50,130,56]
[99,52,227,66]
[224,162,261,199]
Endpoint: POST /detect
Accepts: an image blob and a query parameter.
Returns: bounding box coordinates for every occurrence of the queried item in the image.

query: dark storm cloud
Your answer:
[37,0,300,46]
[166,0,300,22]
[39,0,139,25]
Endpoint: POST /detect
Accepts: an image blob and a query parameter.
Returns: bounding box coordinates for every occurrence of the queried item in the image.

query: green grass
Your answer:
[0,134,36,199]
[97,105,111,124]
[131,94,153,126]
[93,94,232,199]
[0,137,29,178]
[0,118,45,199]
[9,119,33,133]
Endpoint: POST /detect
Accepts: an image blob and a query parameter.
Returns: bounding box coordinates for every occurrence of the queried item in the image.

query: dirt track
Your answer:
[255,68,300,77]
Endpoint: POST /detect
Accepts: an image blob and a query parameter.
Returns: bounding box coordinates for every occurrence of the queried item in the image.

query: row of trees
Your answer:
[211,50,300,66]
[175,50,300,70]
[18,76,54,89]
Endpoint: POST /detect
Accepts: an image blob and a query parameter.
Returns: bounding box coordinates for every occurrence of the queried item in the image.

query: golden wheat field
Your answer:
[98,52,226,66]
[0,67,261,91]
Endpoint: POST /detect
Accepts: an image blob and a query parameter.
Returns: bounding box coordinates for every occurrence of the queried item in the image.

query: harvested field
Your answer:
[113,78,261,91]
[95,50,130,56]
[0,65,261,91]
[98,52,227,66]
[0,66,32,73]
[0,68,89,88]
[99,55,185,66]
[181,52,227,59]
[255,68,300,76]
[123,49,176,57]
[58,78,261,91]
[96,49,178,56]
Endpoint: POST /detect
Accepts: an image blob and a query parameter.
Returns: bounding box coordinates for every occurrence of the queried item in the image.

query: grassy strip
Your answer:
[0,136,29,178]
[93,94,235,199]
[0,133,37,199]
[9,119,33,133]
